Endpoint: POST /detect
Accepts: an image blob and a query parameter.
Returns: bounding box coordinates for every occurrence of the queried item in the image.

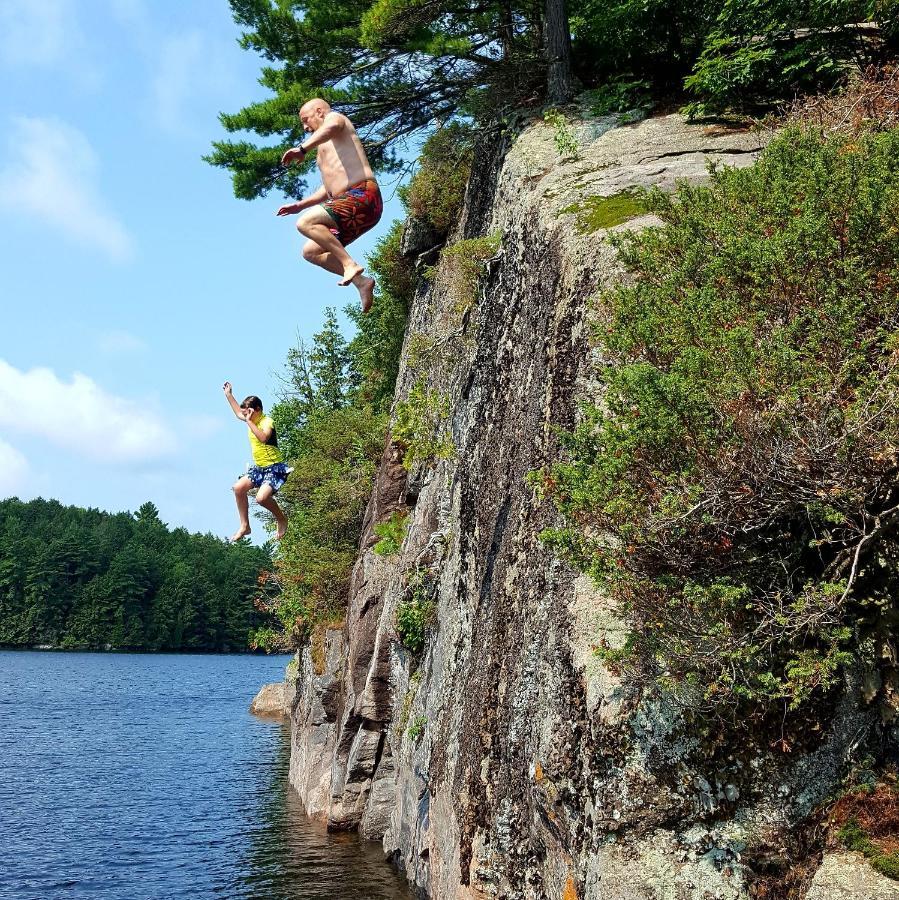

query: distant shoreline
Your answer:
[0,644,291,656]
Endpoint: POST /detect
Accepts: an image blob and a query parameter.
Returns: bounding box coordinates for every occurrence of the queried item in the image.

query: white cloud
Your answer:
[152,31,237,135]
[0,0,71,67]
[0,438,29,499]
[0,0,98,86]
[182,414,223,441]
[0,116,134,261]
[0,359,177,465]
[97,329,147,355]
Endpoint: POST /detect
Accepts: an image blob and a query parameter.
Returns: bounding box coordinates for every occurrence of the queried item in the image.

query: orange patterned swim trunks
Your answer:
[321,178,383,246]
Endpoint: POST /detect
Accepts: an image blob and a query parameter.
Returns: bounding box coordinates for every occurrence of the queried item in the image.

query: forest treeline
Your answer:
[0,498,272,651]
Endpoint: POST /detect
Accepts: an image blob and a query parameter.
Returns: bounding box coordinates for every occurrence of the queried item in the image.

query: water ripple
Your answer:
[0,651,412,900]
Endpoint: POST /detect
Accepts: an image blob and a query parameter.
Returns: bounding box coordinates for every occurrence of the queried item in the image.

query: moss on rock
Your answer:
[560,190,647,233]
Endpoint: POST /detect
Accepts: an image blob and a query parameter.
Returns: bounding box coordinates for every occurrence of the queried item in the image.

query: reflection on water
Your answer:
[240,724,414,900]
[0,651,413,900]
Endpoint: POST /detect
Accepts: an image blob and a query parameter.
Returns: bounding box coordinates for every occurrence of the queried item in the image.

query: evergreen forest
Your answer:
[0,498,272,651]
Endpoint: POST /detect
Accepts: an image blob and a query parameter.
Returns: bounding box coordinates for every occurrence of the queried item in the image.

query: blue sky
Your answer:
[0,0,406,539]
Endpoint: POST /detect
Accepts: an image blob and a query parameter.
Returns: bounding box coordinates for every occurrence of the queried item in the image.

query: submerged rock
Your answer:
[249,682,287,718]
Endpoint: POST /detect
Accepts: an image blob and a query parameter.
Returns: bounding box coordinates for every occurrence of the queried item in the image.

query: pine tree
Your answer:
[309,307,351,410]
[206,0,570,200]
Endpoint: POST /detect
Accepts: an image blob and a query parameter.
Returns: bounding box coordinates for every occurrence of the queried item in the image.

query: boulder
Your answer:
[249,682,287,718]
[400,215,442,258]
[806,853,899,900]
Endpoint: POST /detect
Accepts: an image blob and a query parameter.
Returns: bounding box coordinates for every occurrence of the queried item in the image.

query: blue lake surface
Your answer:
[0,651,413,900]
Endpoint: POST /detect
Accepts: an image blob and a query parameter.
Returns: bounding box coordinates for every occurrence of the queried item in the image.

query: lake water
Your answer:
[0,651,413,900]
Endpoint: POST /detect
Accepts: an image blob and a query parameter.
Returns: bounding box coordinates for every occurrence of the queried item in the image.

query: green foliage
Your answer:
[257,123,479,649]
[543,109,580,158]
[260,310,390,650]
[439,233,501,315]
[395,567,437,653]
[394,379,455,469]
[560,191,647,233]
[0,498,271,651]
[407,715,427,740]
[538,126,899,724]
[684,1,899,117]
[396,599,433,652]
[207,0,547,200]
[264,401,387,647]
[309,308,352,411]
[210,0,899,202]
[839,820,899,879]
[405,124,475,235]
[570,0,721,96]
[373,510,409,555]
[406,333,437,372]
[347,222,416,409]
[582,78,653,116]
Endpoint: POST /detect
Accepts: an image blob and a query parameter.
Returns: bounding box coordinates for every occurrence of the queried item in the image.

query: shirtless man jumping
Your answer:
[277,99,382,312]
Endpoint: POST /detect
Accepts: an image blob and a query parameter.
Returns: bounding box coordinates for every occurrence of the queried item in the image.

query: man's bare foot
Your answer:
[275,519,288,541]
[338,263,365,287]
[230,524,251,542]
[358,276,376,313]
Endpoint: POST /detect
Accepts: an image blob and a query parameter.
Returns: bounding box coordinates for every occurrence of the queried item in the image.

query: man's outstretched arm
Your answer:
[276,184,328,216]
[222,382,244,420]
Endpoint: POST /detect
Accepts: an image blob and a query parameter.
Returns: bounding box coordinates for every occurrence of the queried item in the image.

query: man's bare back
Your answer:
[277,99,383,312]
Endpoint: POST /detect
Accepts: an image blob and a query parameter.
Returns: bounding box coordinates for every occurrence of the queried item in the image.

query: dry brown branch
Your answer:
[783,65,899,134]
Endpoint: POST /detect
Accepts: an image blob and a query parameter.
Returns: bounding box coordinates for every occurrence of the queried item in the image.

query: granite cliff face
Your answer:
[286,113,892,898]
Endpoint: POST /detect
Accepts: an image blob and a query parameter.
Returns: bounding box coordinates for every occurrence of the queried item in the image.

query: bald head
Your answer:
[299,98,332,133]
[300,98,331,117]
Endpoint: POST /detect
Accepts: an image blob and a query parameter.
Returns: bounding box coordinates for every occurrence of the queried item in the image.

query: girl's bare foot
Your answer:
[358,276,376,312]
[275,519,288,540]
[230,524,251,542]
[338,263,365,287]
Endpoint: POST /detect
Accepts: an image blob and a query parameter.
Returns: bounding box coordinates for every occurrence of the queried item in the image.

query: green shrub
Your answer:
[407,715,427,740]
[683,1,898,117]
[373,510,409,555]
[347,219,416,410]
[570,1,718,101]
[395,568,437,653]
[536,125,899,725]
[265,402,388,646]
[405,123,475,235]
[440,233,501,315]
[394,379,455,469]
[583,78,653,116]
[543,109,580,157]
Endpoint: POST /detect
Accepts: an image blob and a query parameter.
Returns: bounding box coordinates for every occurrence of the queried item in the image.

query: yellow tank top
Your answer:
[248,415,284,467]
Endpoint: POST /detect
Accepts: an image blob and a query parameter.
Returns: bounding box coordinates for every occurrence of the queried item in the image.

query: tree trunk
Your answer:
[544,0,573,104]
[500,0,514,59]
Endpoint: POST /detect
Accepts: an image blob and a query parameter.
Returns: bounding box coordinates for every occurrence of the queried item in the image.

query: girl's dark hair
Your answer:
[240,395,263,412]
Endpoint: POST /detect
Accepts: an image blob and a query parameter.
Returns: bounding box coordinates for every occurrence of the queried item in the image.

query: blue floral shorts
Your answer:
[244,462,290,493]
